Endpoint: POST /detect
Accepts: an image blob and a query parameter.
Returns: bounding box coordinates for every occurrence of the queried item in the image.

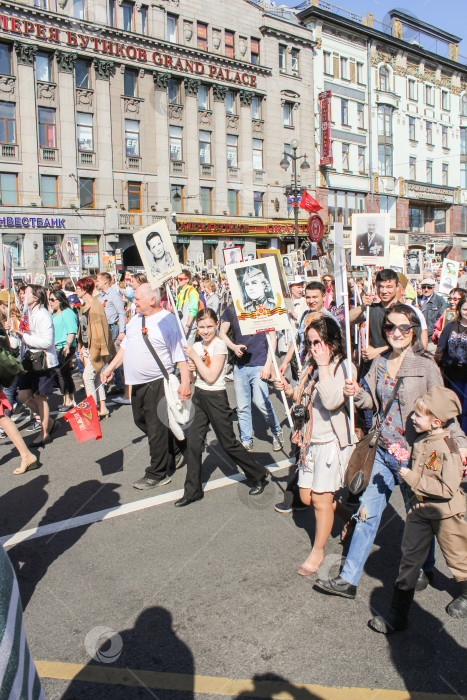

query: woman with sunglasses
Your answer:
[322,275,334,310]
[432,287,464,344]
[437,294,467,432]
[49,290,78,412]
[275,315,356,575]
[316,303,467,599]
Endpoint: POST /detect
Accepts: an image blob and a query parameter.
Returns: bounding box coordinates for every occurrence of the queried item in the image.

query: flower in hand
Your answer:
[388,443,410,463]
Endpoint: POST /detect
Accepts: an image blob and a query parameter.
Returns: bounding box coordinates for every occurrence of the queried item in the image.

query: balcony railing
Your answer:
[40,147,58,162]
[200,164,214,177]
[228,166,240,180]
[126,156,141,170]
[79,151,95,165]
[170,160,185,175]
[0,143,18,159]
[119,213,166,230]
[254,169,265,183]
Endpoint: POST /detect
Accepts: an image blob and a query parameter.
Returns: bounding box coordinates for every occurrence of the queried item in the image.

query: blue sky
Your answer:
[278,1,467,50]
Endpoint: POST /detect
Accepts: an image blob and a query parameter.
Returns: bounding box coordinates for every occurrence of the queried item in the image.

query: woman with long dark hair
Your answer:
[275,315,356,575]
[316,303,467,600]
[49,289,78,411]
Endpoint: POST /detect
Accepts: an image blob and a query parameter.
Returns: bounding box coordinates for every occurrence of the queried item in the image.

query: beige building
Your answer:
[0,0,315,277]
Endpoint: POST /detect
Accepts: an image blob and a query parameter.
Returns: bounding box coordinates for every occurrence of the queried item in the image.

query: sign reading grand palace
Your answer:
[0,13,259,87]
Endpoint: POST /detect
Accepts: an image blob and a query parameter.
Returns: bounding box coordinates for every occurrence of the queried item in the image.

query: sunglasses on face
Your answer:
[421,285,434,290]
[384,323,413,336]
[309,339,323,347]
[177,277,188,282]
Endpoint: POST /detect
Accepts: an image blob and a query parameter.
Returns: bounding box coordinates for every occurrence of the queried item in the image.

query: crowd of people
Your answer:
[0,257,466,637]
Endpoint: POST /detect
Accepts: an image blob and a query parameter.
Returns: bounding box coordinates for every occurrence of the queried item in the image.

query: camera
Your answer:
[292,403,308,429]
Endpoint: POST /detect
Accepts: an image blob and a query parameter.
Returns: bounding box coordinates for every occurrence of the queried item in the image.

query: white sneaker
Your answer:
[113,396,131,405]
[0,428,6,439]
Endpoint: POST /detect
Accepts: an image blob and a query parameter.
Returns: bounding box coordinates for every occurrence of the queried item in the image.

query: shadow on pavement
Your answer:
[235,673,321,699]
[0,474,49,537]
[96,449,124,476]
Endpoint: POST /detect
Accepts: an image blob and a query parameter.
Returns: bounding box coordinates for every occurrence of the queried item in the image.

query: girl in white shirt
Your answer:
[175,308,268,507]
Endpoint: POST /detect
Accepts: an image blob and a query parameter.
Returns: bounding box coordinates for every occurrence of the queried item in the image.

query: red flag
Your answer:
[64,395,102,443]
[299,189,323,214]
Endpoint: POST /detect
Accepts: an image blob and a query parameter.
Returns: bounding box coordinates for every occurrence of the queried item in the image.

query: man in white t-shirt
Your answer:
[101,284,190,489]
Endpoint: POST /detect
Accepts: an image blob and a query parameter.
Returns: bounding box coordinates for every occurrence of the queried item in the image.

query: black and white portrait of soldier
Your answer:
[146,230,174,276]
[356,221,385,257]
[238,265,276,312]
[223,247,243,266]
[352,213,389,267]
[406,250,421,276]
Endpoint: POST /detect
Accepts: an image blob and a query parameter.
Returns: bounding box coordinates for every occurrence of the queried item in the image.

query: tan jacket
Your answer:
[313,358,357,448]
[404,429,466,519]
[78,297,116,373]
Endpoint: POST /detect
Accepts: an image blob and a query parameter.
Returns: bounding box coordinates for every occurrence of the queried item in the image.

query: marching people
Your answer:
[203,280,220,315]
[175,308,268,507]
[95,272,126,396]
[436,294,467,432]
[49,289,78,412]
[275,316,356,575]
[315,304,467,600]
[370,386,467,633]
[432,287,463,343]
[176,270,200,344]
[101,283,190,490]
[76,277,115,420]
[418,277,447,352]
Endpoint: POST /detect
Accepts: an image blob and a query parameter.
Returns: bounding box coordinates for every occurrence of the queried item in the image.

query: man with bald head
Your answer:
[101,284,190,490]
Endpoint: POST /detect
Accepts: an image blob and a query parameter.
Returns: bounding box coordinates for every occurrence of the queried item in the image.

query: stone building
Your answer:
[0,0,315,277]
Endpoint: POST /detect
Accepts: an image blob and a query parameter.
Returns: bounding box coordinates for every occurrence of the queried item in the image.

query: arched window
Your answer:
[462,93,467,116]
[379,65,390,92]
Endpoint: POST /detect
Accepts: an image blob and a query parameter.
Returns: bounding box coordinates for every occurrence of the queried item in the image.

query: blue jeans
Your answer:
[233,365,281,444]
[109,323,124,390]
[341,446,434,586]
[2,376,18,417]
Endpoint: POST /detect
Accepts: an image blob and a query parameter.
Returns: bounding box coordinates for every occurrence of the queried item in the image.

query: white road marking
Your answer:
[0,460,292,548]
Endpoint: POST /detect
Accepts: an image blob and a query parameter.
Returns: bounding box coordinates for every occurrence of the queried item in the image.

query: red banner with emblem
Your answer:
[64,396,102,443]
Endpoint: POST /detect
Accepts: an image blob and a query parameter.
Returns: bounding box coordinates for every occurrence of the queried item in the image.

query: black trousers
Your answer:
[184,387,267,500]
[55,346,76,396]
[132,378,184,480]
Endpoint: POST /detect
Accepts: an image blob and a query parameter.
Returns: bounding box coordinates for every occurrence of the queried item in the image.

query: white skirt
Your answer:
[297,439,354,493]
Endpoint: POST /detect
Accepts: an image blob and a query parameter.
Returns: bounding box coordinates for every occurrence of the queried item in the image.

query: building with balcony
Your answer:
[0,0,315,277]
[299,2,467,259]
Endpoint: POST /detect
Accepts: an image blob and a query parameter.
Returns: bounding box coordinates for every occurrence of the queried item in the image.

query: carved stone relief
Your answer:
[76,88,94,108]
[56,51,77,73]
[14,42,37,66]
[169,104,183,121]
[123,97,142,114]
[37,82,56,101]
[153,70,170,90]
[0,76,15,96]
[94,59,114,81]
[226,115,239,130]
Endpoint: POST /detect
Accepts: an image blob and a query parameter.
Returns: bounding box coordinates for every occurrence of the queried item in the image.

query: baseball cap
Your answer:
[288,276,305,286]
[421,278,436,286]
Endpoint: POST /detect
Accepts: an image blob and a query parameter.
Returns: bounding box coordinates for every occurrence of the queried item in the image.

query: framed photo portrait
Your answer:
[351,213,389,267]
[281,252,297,281]
[197,252,205,265]
[404,249,424,279]
[133,220,181,288]
[305,260,320,279]
[256,249,290,305]
[222,246,243,266]
[225,258,289,335]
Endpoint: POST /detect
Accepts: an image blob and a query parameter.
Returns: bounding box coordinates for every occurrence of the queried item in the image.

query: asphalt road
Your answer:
[0,380,465,700]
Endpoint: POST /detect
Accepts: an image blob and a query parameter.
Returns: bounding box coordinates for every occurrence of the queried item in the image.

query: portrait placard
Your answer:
[439,259,460,296]
[225,258,289,335]
[351,213,389,267]
[404,249,424,279]
[281,252,297,280]
[133,220,181,288]
[389,244,406,274]
[256,249,290,304]
[222,246,243,266]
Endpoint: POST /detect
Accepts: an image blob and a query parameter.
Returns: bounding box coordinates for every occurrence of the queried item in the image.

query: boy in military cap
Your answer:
[241,266,276,313]
[370,385,467,634]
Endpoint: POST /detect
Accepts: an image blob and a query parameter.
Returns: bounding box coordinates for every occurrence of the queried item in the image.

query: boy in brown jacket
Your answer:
[370,385,467,634]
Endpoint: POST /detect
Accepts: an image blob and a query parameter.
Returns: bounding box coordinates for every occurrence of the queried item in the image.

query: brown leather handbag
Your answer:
[345,378,402,495]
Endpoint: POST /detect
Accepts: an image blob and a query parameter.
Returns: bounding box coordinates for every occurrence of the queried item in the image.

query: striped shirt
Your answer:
[0,545,45,700]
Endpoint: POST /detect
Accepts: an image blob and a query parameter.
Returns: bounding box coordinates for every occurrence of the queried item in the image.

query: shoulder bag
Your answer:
[0,347,24,387]
[345,377,403,495]
[141,317,190,441]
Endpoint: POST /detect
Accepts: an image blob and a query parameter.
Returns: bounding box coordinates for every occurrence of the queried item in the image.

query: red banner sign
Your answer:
[308,215,324,243]
[64,396,102,443]
[319,91,333,166]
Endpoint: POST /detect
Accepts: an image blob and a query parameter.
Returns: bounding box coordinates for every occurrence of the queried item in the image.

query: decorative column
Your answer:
[212,85,228,215]
[14,42,40,205]
[56,51,78,206]
[238,89,254,217]
[153,71,171,215]
[94,59,114,208]
[183,77,201,210]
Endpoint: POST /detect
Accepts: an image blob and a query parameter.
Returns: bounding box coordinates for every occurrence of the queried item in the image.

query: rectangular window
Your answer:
[253,191,263,217]
[0,102,15,144]
[227,134,238,167]
[357,103,364,128]
[283,102,293,127]
[141,6,147,35]
[252,138,263,170]
[122,1,134,31]
[197,22,207,51]
[167,14,177,42]
[409,116,416,141]
[409,155,416,180]
[379,66,389,92]
[358,146,365,173]
[36,52,52,82]
[123,68,137,97]
[77,112,93,151]
[357,62,364,83]
[225,90,236,115]
[128,181,141,211]
[426,159,433,183]
[41,175,57,207]
[342,143,349,170]
[442,163,448,186]
[75,59,90,89]
[279,44,286,71]
[79,177,94,208]
[251,38,260,65]
[340,57,348,80]
[251,96,261,120]
[124,119,139,156]
[168,79,180,104]
[461,127,467,155]
[225,31,234,58]
[461,162,467,189]
[341,99,349,125]
[425,85,433,106]
[378,105,392,136]
[34,0,49,9]
[426,121,433,145]
[109,0,115,27]
[198,84,209,110]
[434,209,446,233]
[441,90,449,111]
[442,125,448,148]
[200,187,212,214]
[0,173,17,205]
[2,233,23,266]
[378,144,392,176]
[324,52,332,75]
[409,207,424,232]
[73,0,85,19]
[171,184,184,213]
[0,44,11,76]
[291,48,299,74]
[44,234,62,268]
[38,108,55,148]
[379,195,397,228]
[199,130,211,164]
[169,125,182,161]
[408,78,416,100]
[228,189,238,216]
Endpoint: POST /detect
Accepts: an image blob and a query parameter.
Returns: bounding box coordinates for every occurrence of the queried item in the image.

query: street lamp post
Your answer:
[280,138,310,250]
